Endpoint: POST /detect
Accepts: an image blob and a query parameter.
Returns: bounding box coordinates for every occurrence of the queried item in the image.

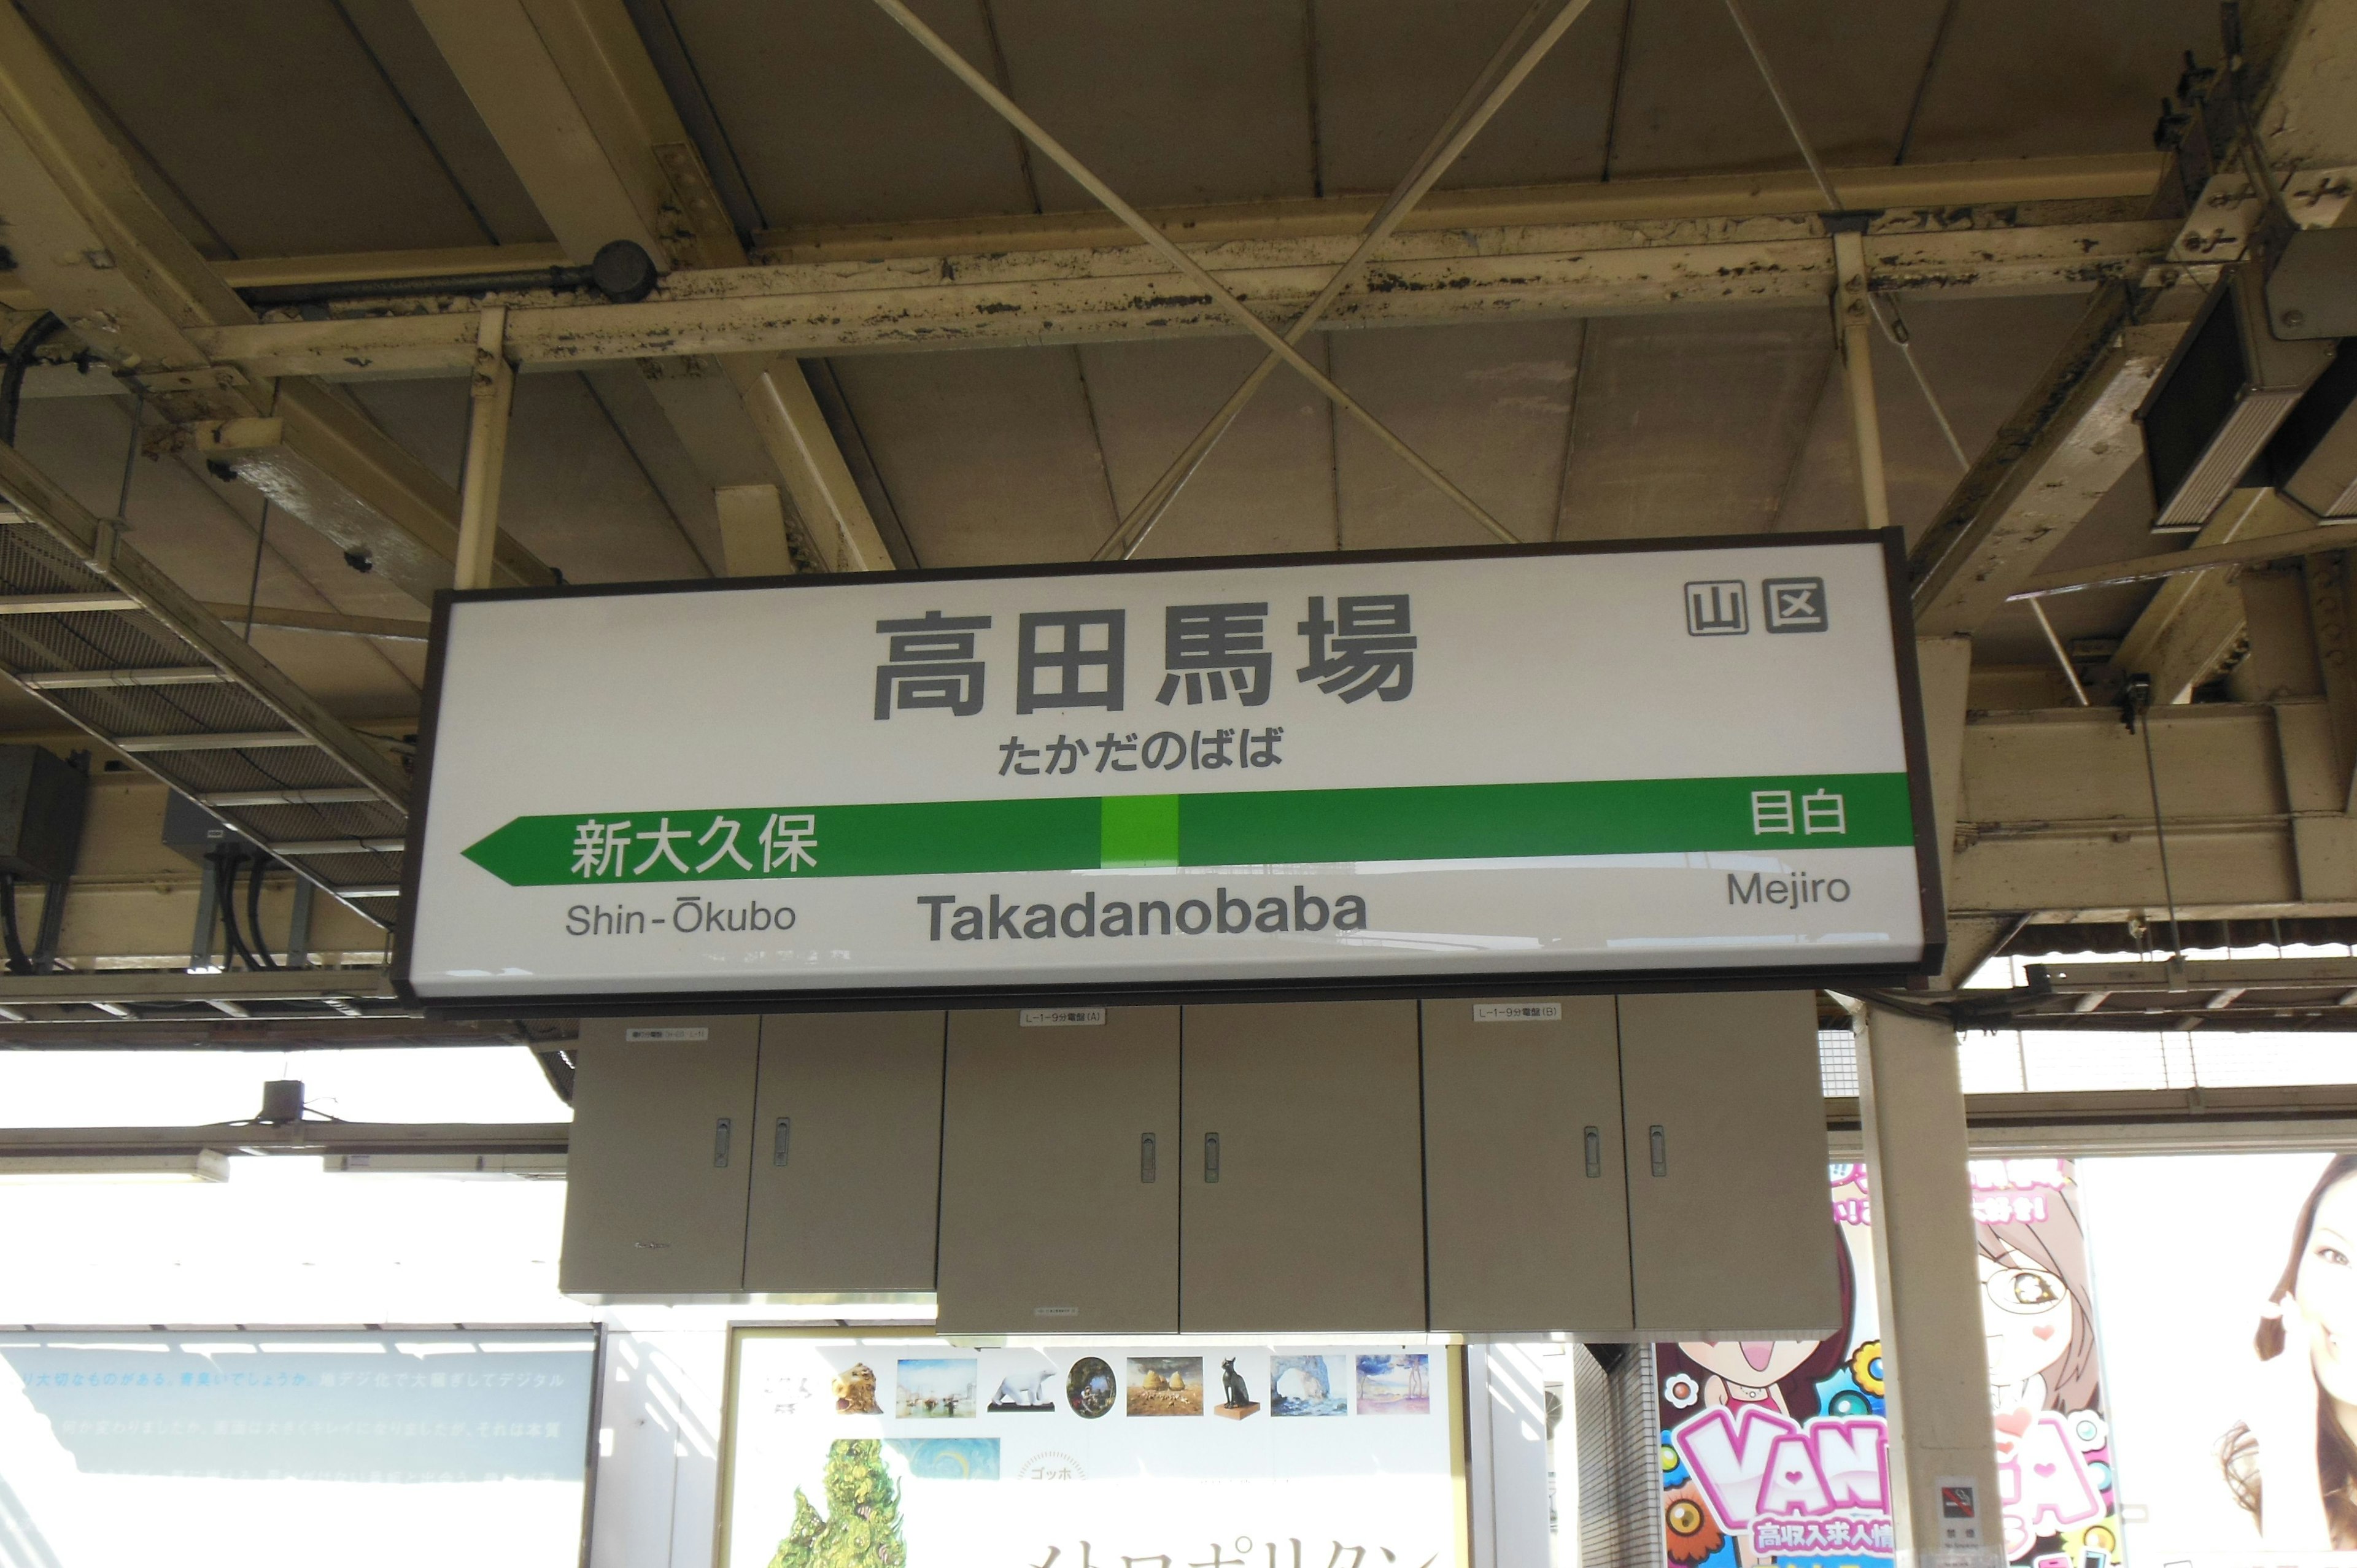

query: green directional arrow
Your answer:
[458,772,1916,888]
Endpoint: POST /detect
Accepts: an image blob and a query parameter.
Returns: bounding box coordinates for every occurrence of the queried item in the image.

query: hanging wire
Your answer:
[1720,0,1842,209]
[1870,299,1973,470]
[2131,679,2187,962]
[2026,596,2090,706]
[241,500,271,643]
[112,387,145,523]
[1722,0,1976,473]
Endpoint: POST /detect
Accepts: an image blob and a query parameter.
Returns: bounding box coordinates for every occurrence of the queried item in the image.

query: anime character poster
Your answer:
[1658,1161,2124,1568]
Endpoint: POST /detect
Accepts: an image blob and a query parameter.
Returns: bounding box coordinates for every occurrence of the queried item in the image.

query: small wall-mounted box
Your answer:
[0,745,86,882]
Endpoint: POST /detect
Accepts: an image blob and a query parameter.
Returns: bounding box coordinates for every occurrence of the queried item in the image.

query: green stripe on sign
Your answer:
[1101,794,1180,868]
[1182,775,1915,865]
[459,773,1914,888]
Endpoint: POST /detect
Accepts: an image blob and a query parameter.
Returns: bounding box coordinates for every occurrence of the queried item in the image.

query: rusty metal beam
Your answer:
[406,0,897,571]
[0,3,555,605]
[751,153,2165,263]
[199,206,2171,380]
[1908,290,2185,635]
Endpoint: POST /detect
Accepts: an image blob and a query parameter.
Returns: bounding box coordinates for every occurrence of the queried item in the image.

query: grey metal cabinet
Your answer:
[935,1008,1180,1335]
[1422,996,1633,1332]
[1617,990,1838,1337]
[744,1011,945,1294]
[1179,1000,1427,1333]
[559,1016,759,1297]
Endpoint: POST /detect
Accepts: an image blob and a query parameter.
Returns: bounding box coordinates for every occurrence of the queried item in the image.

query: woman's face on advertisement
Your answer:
[1980,1248,2072,1391]
[1680,1339,1817,1387]
[2293,1177,2357,1403]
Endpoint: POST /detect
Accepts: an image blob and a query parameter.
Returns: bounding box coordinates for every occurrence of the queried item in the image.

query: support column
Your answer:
[1854,620,1996,1568]
[1854,1004,2000,1568]
[454,305,513,593]
[1832,226,1891,533]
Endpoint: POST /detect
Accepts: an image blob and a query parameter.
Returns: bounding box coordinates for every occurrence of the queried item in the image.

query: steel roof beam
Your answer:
[0,4,556,604]
[1907,0,2357,639]
[196,206,2170,380]
[408,0,894,574]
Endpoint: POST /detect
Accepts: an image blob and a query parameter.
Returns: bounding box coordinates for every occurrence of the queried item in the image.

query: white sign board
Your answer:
[721,1333,1462,1568]
[398,535,1940,1006]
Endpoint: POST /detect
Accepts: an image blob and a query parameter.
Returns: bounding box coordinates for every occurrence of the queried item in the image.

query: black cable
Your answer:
[0,312,63,447]
[244,850,278,969]
[225,856,266,973]
[0,873,31,976]
[213,851,261,973]
[241,500,270,642]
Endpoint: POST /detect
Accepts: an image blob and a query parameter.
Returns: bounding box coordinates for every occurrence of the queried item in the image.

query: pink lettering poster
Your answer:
[1657,1161,2124,1568]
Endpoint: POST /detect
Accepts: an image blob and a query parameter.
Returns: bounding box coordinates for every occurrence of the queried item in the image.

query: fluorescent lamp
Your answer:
[323,1153,565,1178]
[0,1149,229,1183]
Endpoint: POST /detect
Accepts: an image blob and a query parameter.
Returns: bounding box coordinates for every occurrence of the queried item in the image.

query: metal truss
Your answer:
[0,439,408,922]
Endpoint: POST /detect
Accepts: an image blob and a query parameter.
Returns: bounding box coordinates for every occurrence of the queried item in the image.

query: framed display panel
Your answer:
[716,1328,1468,1568]
[398,533,1942,1012]
[0,1326,600,1568]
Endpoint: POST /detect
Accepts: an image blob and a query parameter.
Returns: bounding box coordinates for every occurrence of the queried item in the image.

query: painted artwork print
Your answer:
[1356,1354,1430,1415]
[1270,1355,1348,1418]
[772,1439,907,1568]
[1657,1160,2123,1568]
[1126,1357,1204,1417]
[885,1439,1000,1480]
[895,1359,978,1420]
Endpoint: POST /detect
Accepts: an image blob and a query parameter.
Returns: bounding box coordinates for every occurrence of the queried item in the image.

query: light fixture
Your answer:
[323,1153,565,1178]
[0,1149,230,1182]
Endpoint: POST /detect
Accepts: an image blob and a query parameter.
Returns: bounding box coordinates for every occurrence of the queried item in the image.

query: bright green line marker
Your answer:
[1100,794,1180,868]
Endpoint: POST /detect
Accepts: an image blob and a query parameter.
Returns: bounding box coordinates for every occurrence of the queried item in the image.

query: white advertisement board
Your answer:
[0,1329,595,1568]
[720,1332,1463,1568]
[398,535,1940,1006]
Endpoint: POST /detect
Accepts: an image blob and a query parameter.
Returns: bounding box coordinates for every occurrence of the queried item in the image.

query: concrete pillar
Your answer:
[1855,1002,2000,1568]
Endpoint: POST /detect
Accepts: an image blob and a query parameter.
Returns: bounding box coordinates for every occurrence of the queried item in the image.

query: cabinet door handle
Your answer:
[772,1116,791,1167]
[1649,1124,1667,1177]
[1204,1132,1221,1183]
[713,1117,733,1168]
[1140,1133,1156,1183]
[1584,1125,1601,1178]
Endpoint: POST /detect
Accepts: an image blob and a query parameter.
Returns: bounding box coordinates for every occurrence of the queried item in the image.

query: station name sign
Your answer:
[397,533,1941,1009]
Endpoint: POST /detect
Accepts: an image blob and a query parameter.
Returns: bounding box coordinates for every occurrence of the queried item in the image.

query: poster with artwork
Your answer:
[1657,1161,2124,1568]
[724,1335,1460,1568]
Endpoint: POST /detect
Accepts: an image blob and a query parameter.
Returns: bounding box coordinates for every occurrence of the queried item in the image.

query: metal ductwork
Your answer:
[2138,259,2338,530]
[2259,339,2357,519]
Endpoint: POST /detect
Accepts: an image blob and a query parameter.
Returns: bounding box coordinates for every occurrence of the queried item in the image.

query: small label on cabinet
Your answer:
[625,1026,709,1041]
[1473,1002,1560,1022]
[1034,1306,1079,1317]
[1021,1008,1105,1027]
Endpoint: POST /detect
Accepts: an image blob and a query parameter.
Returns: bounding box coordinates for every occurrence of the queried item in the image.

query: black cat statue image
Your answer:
[1215,1357,1261,1421]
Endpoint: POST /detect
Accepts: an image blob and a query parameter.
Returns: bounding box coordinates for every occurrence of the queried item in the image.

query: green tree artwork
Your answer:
[768,1439,907,1568]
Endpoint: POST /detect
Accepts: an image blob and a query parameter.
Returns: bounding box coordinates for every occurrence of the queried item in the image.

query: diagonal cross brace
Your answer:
[867,0,1518,546]
[1099,0,1600,560]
